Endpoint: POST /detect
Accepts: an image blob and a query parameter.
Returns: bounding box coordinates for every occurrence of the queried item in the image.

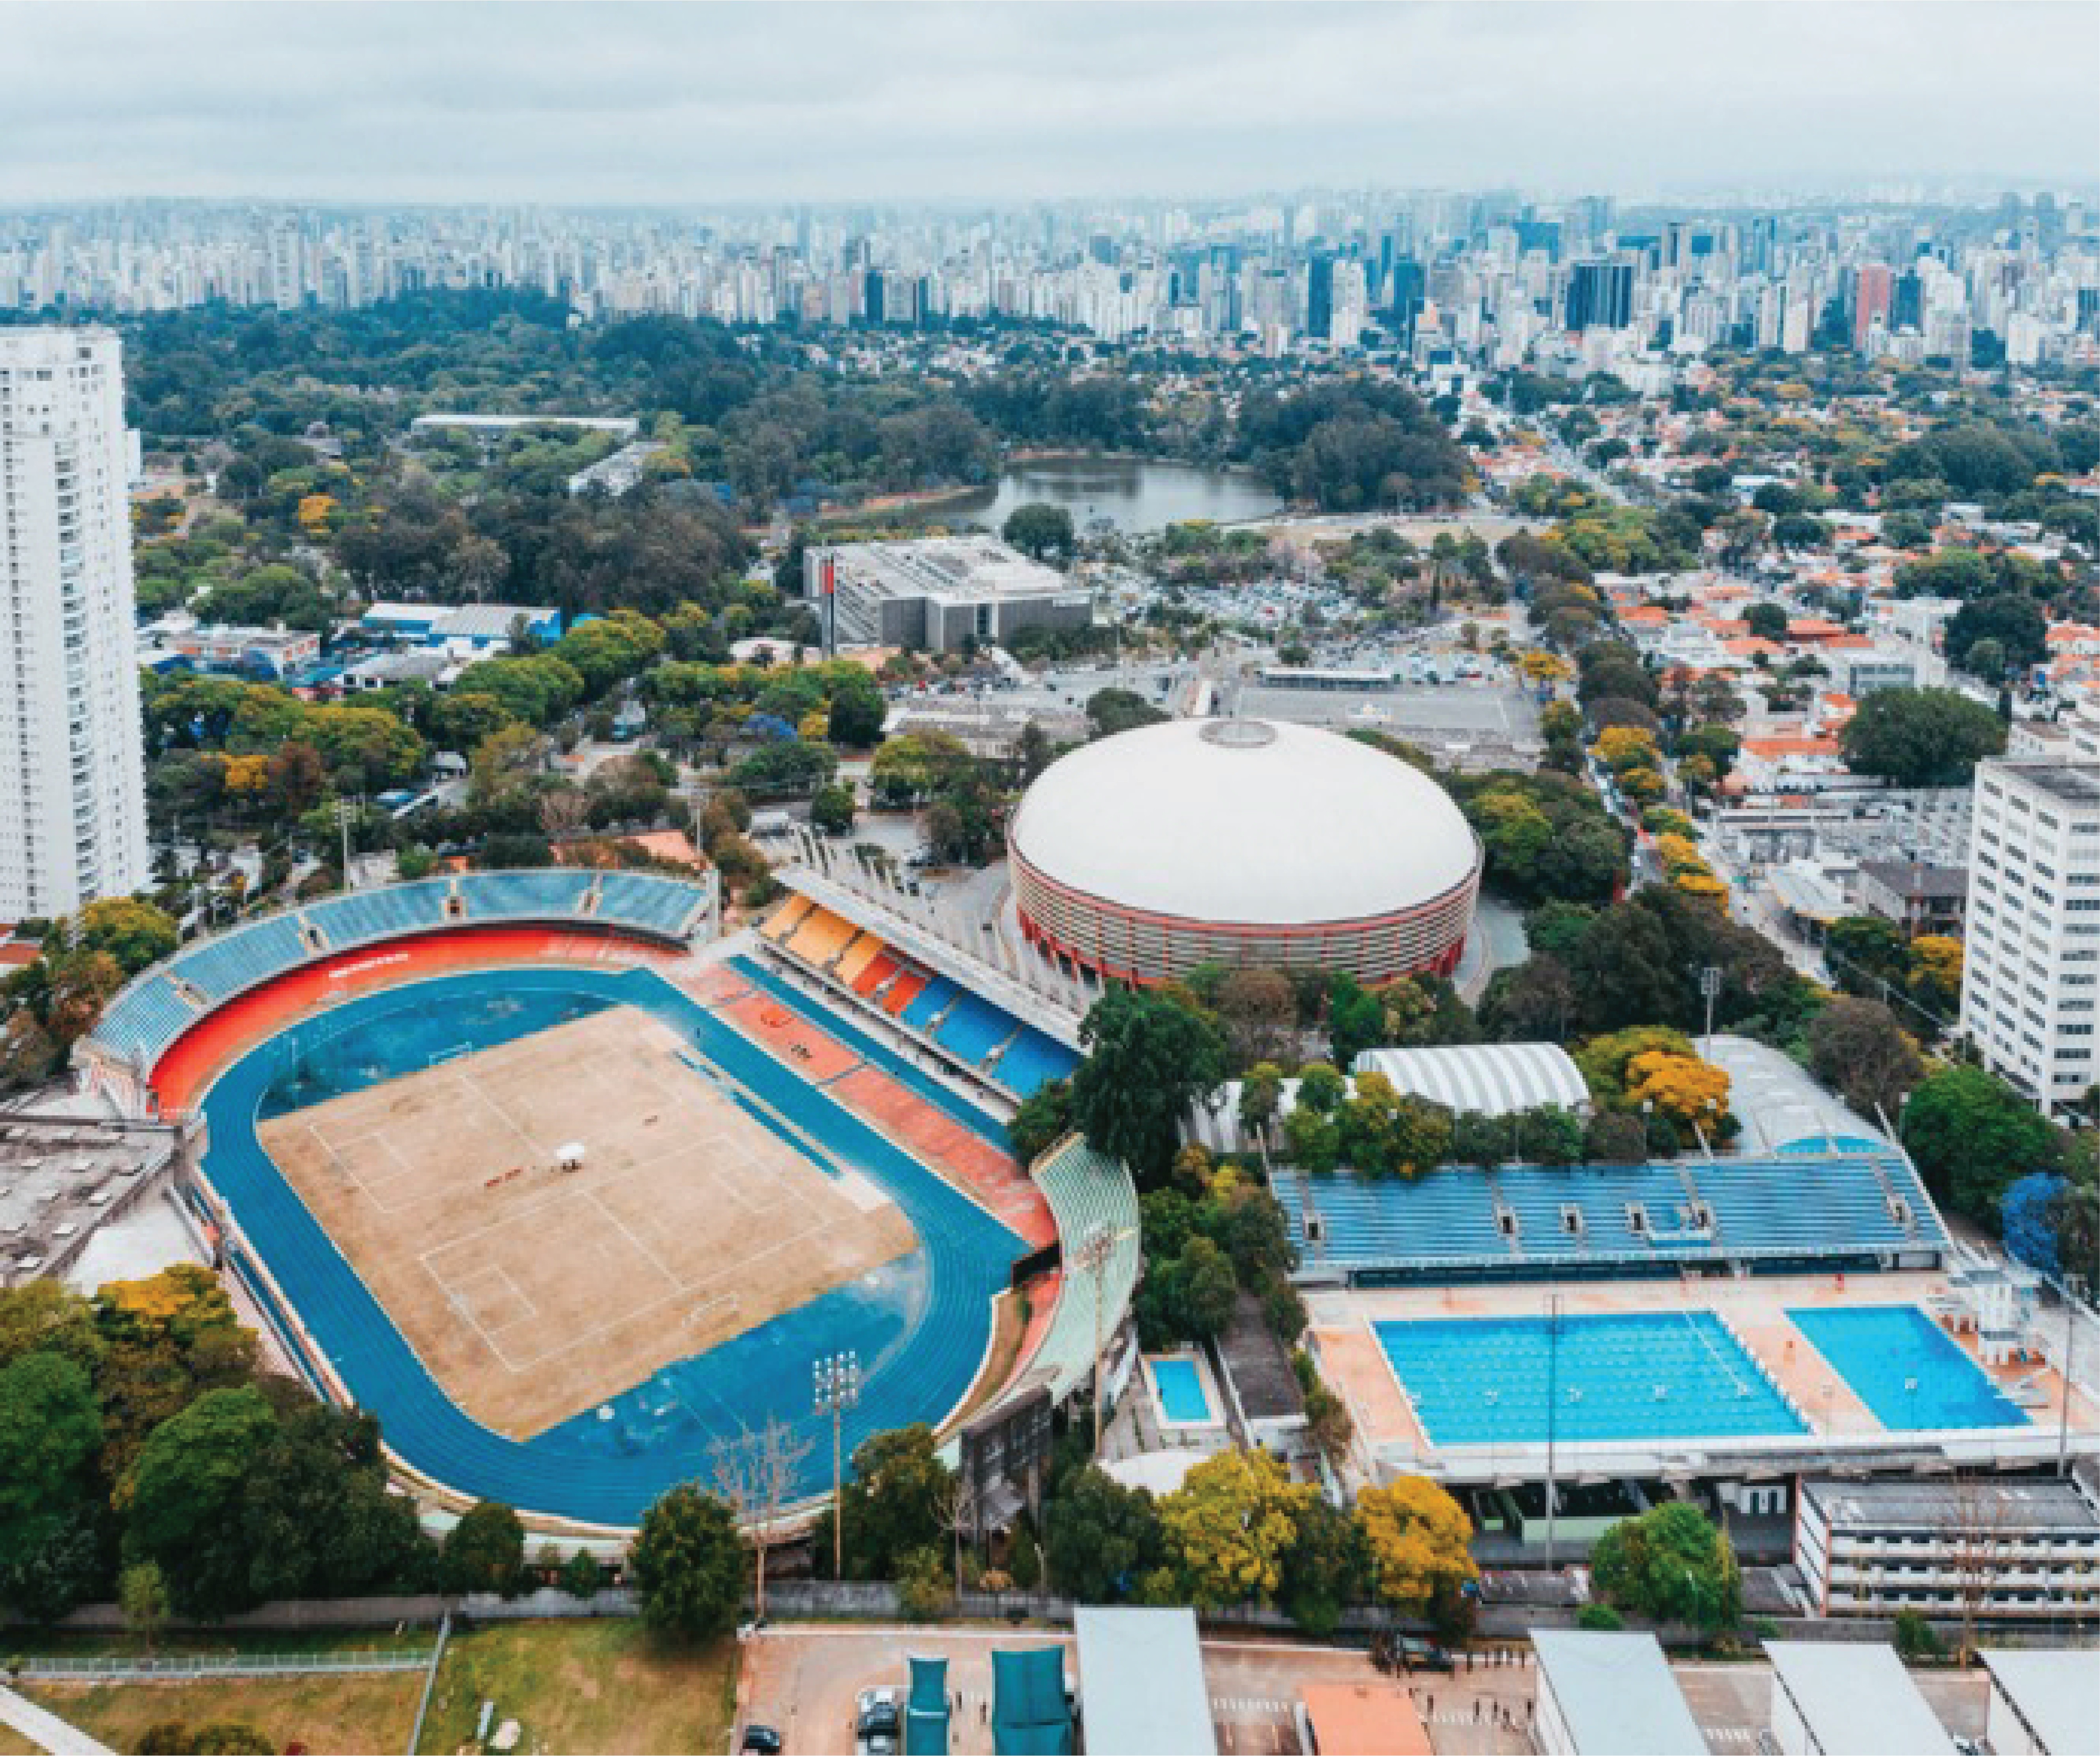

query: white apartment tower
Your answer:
[1960,759,2100,1106]
[0,328,150,920]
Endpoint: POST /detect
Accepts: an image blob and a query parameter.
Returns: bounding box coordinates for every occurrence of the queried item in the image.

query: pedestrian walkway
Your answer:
[0,1686,118,1756]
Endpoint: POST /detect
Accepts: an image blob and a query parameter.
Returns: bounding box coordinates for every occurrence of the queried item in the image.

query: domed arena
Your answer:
[1008,717,1482,987]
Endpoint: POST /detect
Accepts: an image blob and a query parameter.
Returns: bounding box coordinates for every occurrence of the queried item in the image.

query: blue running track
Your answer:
[197,964,1024,1525]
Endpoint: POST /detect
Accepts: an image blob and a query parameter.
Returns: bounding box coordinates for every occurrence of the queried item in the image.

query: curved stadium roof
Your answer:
[1009,717,1479,926]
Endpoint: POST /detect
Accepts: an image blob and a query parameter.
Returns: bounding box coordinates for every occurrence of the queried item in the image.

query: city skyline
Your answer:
[3,2,2096,208]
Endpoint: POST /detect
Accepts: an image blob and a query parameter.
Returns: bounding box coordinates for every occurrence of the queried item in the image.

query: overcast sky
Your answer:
[3,2,2095,208]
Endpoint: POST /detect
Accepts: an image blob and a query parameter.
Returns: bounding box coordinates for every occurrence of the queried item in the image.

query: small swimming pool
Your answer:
[1151,1356,1215,1425]
[1374,1312,1807,1447]
[1787,1304,2029,1431]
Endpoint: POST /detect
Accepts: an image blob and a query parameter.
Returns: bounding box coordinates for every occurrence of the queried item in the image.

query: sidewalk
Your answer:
[0,1686,117,1756]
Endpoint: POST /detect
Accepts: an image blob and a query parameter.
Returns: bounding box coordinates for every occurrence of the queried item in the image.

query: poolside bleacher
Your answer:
[1014,1134,1142,1399]
[784,902,857,968]
[1280,1153,1949,1285]
[834,932,885,990]
[761,893,815,943]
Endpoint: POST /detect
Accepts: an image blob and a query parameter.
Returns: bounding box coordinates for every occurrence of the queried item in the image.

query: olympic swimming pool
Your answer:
[199,963,1024,1525]
[1788,1304,2029,1431]
[1374,1312,1808,1447]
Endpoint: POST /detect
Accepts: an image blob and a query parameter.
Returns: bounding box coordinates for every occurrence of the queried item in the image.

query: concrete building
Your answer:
[0,327,151,919]
[1854,859,1968,938]
[1960,760,2100,1106]
[1528,1629,1708,1756]
[1766,1642,1955,1756]
[802,536,1093,653]
[1794,1476,2100,1622]
[358,602,561,651]
[1980,1648,2100,1756]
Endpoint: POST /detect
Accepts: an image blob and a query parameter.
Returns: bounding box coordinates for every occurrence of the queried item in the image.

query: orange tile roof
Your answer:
[1300,1683,1432,1756]
[1743,735,1842,757]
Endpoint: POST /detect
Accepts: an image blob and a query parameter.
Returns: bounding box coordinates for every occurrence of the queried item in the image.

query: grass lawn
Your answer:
[23,1671,423,1755]
[417,1619,737,1756]
[0,1721,43,1756]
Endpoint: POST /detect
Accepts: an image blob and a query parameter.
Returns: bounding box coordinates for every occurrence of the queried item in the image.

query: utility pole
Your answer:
[813,1351,859,1578]
[336,797,357,891]
[1074,1224,1115,1455]
[1698,965,1723,1060]
[1544,1290,1561,1571]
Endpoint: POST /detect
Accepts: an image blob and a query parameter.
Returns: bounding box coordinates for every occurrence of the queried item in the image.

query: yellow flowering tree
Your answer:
[1626,1049,1732,1136]
[1157,1449,1315,1610]
[1356,1477,1478,1615]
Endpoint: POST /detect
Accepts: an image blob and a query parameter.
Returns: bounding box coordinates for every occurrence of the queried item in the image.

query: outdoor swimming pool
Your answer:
[1373,1312,1808,1447]
[1787,1304,2029,1431]
[1150,1356,1215,1425]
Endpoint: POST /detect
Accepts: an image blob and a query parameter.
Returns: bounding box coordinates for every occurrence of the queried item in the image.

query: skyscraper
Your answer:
[0,328,150,920]
[1305,250,1335,341]
[1566,260,1633,331]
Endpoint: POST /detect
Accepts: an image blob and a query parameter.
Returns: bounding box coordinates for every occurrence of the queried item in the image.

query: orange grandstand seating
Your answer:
[784,905,855,967]
[882,969,929,1016]
[760,894,814,943]
[853,950,901,996]
[833,931,885,986]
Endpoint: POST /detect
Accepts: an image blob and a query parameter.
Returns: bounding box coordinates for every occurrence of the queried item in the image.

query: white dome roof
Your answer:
[1009,718,1479,926]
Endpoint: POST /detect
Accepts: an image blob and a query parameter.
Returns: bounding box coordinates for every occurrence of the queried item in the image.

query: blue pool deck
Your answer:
[1148,1355,1219,1426]
[1374,1312,1808,1447]
[1787,1304,2030,1431]
[200,964,1025,1525]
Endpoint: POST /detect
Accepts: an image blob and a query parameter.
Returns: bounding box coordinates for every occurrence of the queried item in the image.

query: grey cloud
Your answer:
[0,2,2092,205]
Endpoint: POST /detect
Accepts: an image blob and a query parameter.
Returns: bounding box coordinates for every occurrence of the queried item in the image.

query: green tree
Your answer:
[1902,1064,2061,1227]
[1590,1502,1741,1630]
[812,1424,953,1582]
[630,1485,744,1641]
[124,1387,279,1619]
[1071,988,1228,1185]
[441,1500,525,1596]
[1806,999,1925,1123]
[1002,502,1077,561]
[120,1561,171,1652]
[1840,687,2006,787]
[1743,601,1790,643]
[72,898,179,976]
[0,1353,102,1561]
[1042,1467,1163,1602]
[809,782,857,836]
[1945,593,2048,680]
[825,674,888,748]
[1084,688,1168,739]
[1007,1078,1074,1166]
[1280,1495,1365,1636]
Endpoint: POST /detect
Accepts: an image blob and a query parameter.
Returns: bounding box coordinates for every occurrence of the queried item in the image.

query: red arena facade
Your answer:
[1008,717,1482,988]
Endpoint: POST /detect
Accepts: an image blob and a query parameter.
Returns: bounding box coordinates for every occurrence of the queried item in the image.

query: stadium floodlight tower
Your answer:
[813,1351,860,1576]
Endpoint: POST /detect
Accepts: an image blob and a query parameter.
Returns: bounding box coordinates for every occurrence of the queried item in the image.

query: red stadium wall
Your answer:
[148,926,670,1115]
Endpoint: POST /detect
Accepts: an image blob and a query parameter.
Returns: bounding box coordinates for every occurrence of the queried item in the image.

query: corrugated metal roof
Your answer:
[1767,1643,1955,1756]
[1530,1631,1708,1756]
[1073,1608,1215,1756]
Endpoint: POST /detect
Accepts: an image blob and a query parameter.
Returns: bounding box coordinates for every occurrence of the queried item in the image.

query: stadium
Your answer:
[81,869,1137,1533]
[1006,716,1482,987]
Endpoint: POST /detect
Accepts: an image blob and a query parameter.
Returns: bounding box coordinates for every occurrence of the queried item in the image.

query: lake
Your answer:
[949,456,1281,535]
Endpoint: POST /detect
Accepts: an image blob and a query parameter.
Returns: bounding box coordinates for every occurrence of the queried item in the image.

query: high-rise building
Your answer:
[0,328,150,920]
[1851,264,1893,350]
[1565,260,1633,331]
[1305,250,1335,340]
[1959,760,2100,1108]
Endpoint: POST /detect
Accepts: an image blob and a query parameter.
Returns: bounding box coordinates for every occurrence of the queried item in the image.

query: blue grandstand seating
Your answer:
[1279,1152,1948,1284]
[931,991,1017,1066]
[596,872,701,937]
[902,975,960,1034]
[91,974,199,1067]
[458,870,593,920]
[993,1029,1082,1100]
[170,913,311,1003]
[306,879,451,948]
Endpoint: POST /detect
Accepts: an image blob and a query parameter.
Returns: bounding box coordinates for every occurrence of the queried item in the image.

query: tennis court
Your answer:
[197,963,1025,1525]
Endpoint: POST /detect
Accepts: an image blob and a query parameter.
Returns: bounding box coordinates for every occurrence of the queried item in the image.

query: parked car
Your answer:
[740,1724,784,1754]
